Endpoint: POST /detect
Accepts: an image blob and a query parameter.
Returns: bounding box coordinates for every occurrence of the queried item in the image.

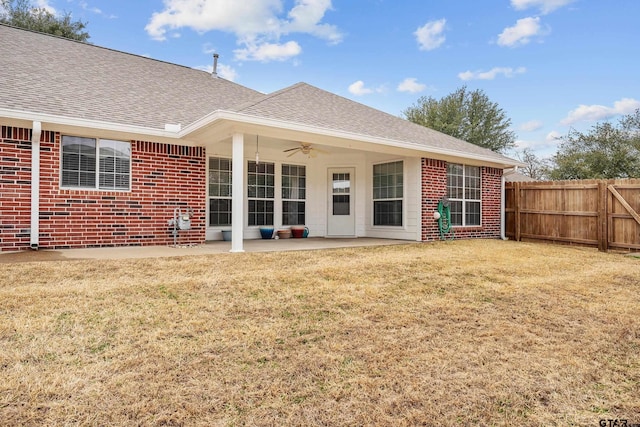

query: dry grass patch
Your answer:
[1,240,639,426]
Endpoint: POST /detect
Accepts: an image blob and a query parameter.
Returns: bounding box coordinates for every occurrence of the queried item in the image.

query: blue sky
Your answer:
[28,0,640,159]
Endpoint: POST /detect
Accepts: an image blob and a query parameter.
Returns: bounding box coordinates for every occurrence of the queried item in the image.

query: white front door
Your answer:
[327,168,355,236]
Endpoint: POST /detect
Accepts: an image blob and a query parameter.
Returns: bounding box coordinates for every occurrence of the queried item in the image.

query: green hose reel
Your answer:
[437,198,454,240]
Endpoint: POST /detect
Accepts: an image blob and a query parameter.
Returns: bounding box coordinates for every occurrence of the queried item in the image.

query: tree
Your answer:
[549,110,640,180]
[0,0,89,42]
[402,86,516,153]
[515,147,551,180]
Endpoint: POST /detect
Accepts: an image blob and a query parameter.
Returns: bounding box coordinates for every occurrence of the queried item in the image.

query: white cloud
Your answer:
[216,64,238,81]
[77,1,117,18]
[348,80,373,96]
[145,0,341,62]
[348,81,385,96]
[520,120,544,132]
[561,98,640,125]
[497,17,542,47]
[514,139,534,149]
[285,0,341,44]
[34,0,56,14]
[194,63,238,81]
[202,42,217,55]
[511,0,574,14]
[234,40,302,61]
[513,131,563,156]
[546,130,563,143]
[458,66,526,81]
[397,78,426,94]
[414,18,446,51]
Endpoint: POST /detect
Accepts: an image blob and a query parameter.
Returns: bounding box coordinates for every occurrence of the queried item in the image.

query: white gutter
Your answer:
[30,121,42,249]
[0,108,182,140]
[181,110,527,169]
[2,107,525,169]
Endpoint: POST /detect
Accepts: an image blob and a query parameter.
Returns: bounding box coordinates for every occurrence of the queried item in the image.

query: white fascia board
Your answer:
[181,110,525,168]
[2,107,525,169]
[0,108,182,140]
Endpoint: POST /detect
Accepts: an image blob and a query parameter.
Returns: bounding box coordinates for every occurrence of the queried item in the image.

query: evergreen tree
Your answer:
[402,86,516,153]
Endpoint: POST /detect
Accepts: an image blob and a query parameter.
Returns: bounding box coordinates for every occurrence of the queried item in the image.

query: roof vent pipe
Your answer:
[212,53,219,78]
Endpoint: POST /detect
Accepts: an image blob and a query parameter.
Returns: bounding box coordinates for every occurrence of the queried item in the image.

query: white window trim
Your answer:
[447,164,482,227]
[208,156,233,227]
[247,160,275,227]
[60,135,131,191]
[281,163,306,226]
[372,160,404,228]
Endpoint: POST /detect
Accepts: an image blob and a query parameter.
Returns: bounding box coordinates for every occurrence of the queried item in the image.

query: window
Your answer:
[247,161,274,226]
[61,135,130,190]
[208,157,232,226]
[282,164,306,225]
[373,161,403,226]
[332,173,351,215]
[447,164,481,226]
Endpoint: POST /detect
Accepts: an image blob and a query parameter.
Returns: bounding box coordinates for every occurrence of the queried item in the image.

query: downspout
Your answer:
[30,121,42,249]
[501,167,516,240]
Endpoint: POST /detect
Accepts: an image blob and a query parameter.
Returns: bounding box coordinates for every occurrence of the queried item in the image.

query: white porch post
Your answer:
[231,133,245,252]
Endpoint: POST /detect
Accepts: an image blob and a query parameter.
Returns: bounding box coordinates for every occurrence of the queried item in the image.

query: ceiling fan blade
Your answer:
[286,150,300,157]
[283,147,299,152]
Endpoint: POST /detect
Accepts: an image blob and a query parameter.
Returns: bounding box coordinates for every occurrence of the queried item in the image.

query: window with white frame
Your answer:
[282,164,306,225]
[446,163,481,226]
[247,161,274,226]
[373,161,403,226]
[208,157,232,226]
[61,135,130,190]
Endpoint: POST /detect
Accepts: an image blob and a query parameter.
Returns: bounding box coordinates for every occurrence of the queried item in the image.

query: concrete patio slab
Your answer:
[0,238,418,263]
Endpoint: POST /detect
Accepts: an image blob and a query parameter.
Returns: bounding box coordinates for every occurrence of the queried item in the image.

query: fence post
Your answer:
[597,180,608,252]
[514,182,522,241]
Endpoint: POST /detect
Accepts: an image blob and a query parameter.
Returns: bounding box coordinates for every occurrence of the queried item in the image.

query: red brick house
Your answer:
[0,24,522,252]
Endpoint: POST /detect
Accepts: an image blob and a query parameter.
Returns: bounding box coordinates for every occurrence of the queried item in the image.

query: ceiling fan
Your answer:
[283,142,328,158]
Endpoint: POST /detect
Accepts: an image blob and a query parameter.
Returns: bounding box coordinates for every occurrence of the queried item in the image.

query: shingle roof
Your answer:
[0,24,262,129]
[0,24,519,166]
[232,82,512,161]
[504,170,537,182]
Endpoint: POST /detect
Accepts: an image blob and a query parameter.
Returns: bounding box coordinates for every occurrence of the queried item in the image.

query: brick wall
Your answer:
[1,126,206,251]
[420,158,447,241]
[421,158,503,241]
[0,127,48,250]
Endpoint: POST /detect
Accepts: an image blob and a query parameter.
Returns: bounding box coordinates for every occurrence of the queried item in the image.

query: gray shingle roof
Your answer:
[232,82,513,161]
[0,24,262,129]
[1,24,519,165]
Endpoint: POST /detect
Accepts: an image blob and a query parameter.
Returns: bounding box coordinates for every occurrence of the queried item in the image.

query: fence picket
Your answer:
[505,178,640,252]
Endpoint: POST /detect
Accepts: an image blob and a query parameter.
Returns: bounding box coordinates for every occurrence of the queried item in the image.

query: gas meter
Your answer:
[178,212,192,230]
[168,206,195,246]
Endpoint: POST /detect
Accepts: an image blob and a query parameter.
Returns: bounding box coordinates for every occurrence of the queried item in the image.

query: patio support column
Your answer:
[231,133,245,252]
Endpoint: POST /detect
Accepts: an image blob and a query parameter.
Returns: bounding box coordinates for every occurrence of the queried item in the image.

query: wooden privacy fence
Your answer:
[505,179,640,252]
